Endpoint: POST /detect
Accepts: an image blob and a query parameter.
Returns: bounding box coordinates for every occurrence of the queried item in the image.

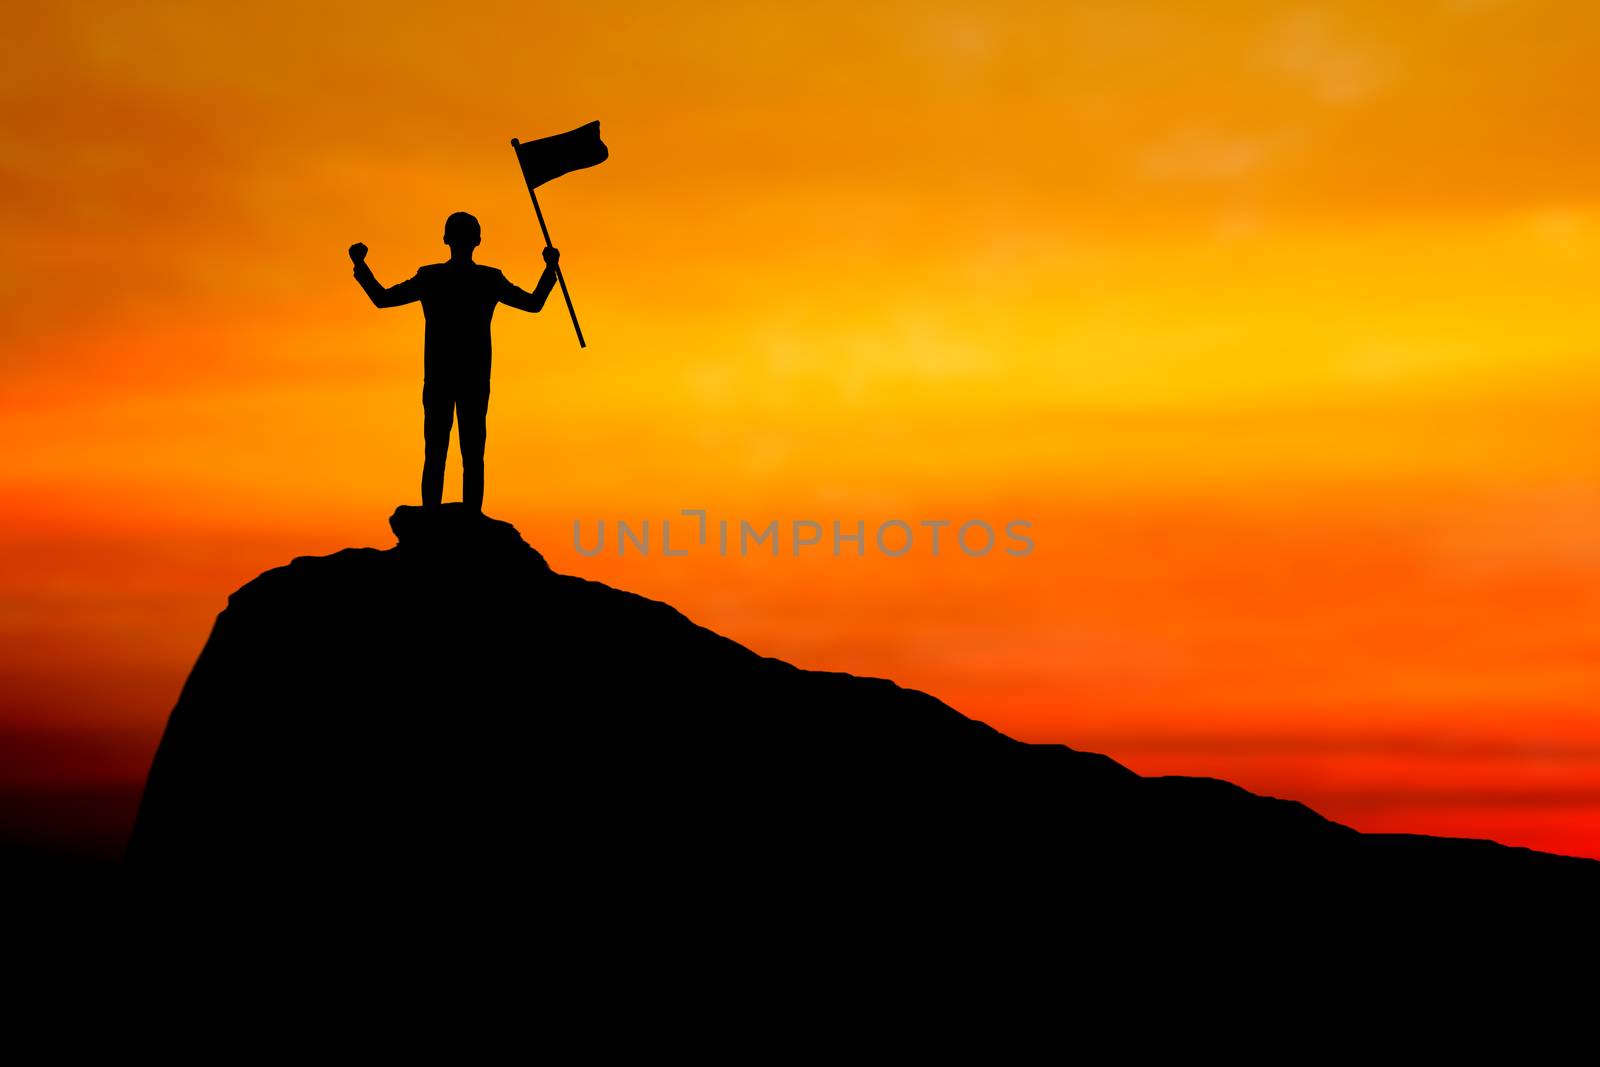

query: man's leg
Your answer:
[457,382,490,513]
[421,382,454,507]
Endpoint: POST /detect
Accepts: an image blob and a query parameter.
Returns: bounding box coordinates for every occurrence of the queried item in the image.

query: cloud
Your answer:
[1139,128,1271,183]
[1264,9,1390,105]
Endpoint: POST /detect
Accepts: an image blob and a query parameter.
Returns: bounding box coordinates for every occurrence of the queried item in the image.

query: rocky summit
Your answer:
[126,504,1599,933]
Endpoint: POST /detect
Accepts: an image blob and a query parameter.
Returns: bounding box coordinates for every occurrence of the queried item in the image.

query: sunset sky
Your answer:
[4,1,1600,859]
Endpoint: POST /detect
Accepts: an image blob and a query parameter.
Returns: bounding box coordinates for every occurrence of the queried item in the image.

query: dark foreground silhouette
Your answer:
[123,506,1598,942]
[351,213,560,512]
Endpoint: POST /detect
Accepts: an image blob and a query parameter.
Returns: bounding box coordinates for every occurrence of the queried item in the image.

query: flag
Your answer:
[511,120,609,191]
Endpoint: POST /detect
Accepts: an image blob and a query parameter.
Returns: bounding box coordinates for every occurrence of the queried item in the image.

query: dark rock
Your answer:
[388,502,547,569]
[126,506,1600,935]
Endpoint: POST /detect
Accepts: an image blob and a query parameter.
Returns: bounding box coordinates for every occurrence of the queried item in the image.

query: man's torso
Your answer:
[415,262,507,384]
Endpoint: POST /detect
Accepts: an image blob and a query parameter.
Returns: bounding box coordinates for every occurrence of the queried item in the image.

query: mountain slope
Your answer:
[127,504,1598,916]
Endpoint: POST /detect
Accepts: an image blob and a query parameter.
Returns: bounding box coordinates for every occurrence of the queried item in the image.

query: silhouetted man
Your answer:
[350,211,560,512]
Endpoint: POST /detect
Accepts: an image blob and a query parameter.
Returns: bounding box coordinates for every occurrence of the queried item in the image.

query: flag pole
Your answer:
[511,137,586,349]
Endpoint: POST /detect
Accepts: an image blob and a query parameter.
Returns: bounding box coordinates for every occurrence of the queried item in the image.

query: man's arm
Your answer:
[497,246,561,313]
[349,243,422,308]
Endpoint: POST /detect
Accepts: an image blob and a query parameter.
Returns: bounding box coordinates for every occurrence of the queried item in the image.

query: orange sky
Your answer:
[4,1,1600,859]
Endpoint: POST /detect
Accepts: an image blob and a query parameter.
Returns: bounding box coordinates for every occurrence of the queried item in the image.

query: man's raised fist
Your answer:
[349,242,368,265]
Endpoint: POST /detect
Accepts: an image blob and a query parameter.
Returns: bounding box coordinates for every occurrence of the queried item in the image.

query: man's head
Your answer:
[443,211,481,255]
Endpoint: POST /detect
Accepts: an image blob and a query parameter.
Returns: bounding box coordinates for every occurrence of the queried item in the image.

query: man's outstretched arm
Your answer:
[497,246,561,313]
[349,243,421,308]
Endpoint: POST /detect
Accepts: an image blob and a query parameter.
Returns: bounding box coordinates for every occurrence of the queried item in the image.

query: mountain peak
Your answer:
[127,507,1599,925]
[388,503,550,570]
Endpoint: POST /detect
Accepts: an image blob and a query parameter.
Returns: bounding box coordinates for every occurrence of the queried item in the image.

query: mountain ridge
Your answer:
[126,504,1599,919]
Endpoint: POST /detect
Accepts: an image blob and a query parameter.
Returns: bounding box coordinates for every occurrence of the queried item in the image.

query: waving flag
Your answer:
[512,120,609,191]
[510,121,609,348]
